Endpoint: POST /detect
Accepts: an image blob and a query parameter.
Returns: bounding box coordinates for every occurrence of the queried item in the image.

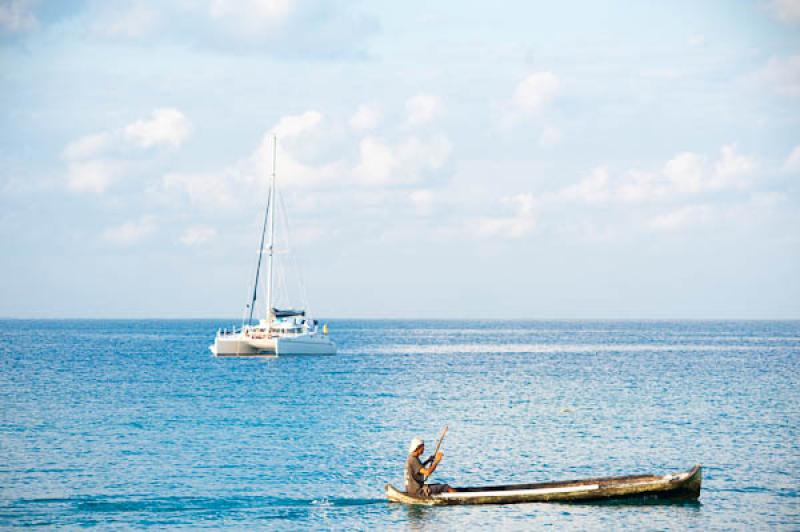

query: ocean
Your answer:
[1,319,798,529]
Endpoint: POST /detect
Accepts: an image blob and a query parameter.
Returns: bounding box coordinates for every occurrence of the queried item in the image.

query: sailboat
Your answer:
[210,136,336,357]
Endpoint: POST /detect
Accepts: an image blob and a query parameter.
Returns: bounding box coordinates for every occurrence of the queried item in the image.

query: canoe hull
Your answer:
[386,464,701,506]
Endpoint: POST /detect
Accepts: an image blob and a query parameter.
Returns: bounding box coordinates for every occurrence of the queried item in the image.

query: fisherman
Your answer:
[405,437,455,496]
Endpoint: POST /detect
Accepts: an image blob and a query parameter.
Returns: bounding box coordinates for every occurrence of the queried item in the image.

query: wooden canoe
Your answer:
[385,464,701,506]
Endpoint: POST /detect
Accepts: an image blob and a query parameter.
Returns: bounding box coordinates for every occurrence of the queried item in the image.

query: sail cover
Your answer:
[272,308,305,318]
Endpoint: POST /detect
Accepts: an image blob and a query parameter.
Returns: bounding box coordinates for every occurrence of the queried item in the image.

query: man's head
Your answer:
[408,437,424,456]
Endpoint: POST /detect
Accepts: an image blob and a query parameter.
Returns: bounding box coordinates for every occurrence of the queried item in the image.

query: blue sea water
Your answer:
[0,319,798,530]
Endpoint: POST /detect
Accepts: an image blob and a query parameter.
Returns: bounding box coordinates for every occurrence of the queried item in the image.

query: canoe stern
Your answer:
[674,464,702,499]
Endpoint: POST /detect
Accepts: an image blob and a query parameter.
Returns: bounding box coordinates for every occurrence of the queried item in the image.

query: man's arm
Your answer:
[419,451,443,476]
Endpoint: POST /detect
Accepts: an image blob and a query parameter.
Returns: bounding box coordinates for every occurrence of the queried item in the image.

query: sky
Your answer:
[0,0,799,319]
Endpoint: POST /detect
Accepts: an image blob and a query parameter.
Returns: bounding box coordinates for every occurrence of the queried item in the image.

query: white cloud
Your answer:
[770,0,800,24]
[66,160,120,194]
[353,134,451,186]
[477,193,537,239]
[208,0,293,35]
[354,137,396,184]
[180,225,218,246]
[103,215,157,245]
[648,205,712,231]
[553,166,610,203]
[459,143,769,240]
[209,0,293,20]
[409,189,434,216]
[156,110,340,204]
[64,109,192,161]
[349,104,382,131]
[254,110,346,189]
[79,0,377,59]
[661,145,754,194]
[0,0,38,33]
[477,216,535,239]
[406,93,442,126]
[616,170,662,203]
[539,126,562,147]
[148,106,453,239]
[510,192,536,215]
[124,108,191,148]
[512,72,560,115]
[664,152,706,194]
[63,132,113,160]
[92,3,160,38]
[62,108,192,195]
[782,144,800,172]
[162,171,235,209]
[551,145,756,205]
[396,135,452,174]
[642,146,755,197]
[259,148,344,189]
[269,110,323,139]
[713,144,756,186]
[756,55,800,97]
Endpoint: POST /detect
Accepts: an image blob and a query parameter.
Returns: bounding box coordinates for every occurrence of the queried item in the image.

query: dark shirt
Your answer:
[405,454,425,495]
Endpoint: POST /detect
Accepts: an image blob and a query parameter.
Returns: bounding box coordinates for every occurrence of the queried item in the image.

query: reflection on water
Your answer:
[570,498,703,509]
[403,504,434,530]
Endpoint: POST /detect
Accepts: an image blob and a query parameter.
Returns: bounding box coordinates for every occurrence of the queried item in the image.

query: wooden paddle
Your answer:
[423,425,448,480]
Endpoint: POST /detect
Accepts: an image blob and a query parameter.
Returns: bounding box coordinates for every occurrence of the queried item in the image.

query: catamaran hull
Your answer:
[210,333,335,356]
[276,335,336,355]
[210,335,275,356]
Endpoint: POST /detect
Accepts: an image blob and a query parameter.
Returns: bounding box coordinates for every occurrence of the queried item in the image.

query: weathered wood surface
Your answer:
[386,464,701,506]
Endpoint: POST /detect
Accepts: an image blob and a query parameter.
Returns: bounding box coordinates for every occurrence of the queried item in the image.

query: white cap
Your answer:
[408,437,424,454]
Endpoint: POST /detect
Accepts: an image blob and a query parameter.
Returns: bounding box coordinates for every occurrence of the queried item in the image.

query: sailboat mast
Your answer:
[265,135,277,323]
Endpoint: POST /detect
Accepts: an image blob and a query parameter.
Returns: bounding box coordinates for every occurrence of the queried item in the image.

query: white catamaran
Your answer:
[210,136,336,356]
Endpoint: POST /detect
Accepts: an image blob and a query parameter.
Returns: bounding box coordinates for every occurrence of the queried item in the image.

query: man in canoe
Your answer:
[405,437,455,497]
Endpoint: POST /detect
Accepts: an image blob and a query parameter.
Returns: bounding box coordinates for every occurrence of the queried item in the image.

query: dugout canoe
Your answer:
[385,464,701,506]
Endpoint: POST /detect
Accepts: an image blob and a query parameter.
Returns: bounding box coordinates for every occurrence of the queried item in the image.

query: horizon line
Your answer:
[1,316,798,322]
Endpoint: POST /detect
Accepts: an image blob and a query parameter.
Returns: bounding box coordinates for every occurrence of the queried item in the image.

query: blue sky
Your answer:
[1,0,798,319]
